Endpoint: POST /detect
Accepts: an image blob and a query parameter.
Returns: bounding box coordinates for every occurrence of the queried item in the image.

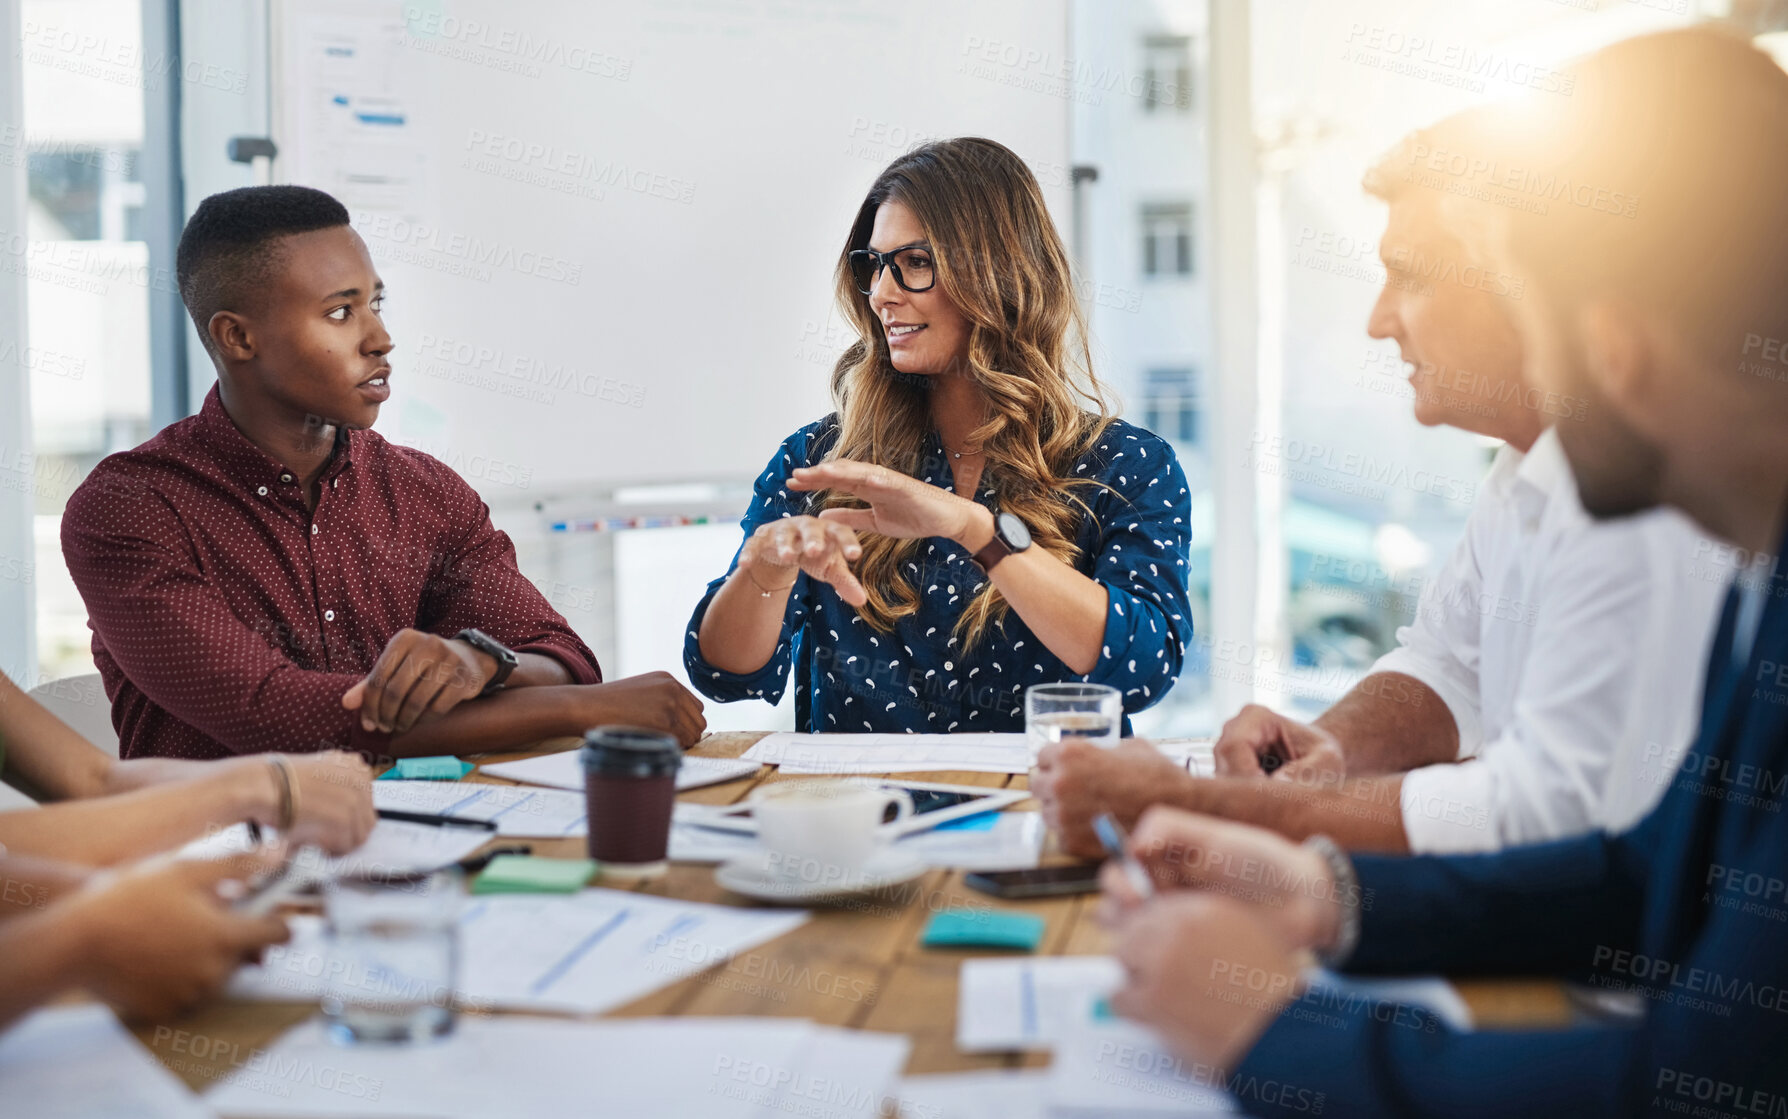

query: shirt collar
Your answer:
[194,384,358,495]
[1493,426,1572,528]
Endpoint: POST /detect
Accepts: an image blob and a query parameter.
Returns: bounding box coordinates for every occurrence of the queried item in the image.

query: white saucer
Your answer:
[714,848,929,904]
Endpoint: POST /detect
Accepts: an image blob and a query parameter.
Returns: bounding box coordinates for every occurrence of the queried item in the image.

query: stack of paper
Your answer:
[0,1006,215,1119]
[478,752,760,792]
[741,734,1206,776]
[203,1016,909,1119]
[230,888,811,1015]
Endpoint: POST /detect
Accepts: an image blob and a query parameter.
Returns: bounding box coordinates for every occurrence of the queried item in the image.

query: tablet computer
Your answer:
[684,778,1028,838]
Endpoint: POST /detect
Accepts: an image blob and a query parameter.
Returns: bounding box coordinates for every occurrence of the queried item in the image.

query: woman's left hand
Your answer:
[789,459,988,544]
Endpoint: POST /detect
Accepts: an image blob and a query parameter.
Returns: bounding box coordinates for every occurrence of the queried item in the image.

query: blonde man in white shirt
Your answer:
[1034,109,1724,856]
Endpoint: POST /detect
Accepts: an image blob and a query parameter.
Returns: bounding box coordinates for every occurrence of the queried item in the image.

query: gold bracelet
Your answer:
[267,755,299,832]
[744,564,798,598]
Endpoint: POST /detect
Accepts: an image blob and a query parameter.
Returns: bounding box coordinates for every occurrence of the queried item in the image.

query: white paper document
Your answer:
[479,751,761,792]
[230,889,810,1015]
[204,1016,909,1119]
[743,733,1206,776]
[179,820,490,883]
[956,957,1125,1052]
[894,1071,1049,1119]
[669,806,1044,872]
[0,1005,215,1119]
[1048,1015,1238,1117]
[373,780,588,837]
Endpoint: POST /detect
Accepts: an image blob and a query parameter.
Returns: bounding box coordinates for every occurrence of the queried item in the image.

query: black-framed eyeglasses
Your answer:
[848,244,937,295]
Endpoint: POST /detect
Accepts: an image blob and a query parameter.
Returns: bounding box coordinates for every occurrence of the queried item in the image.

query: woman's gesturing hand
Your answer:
[788,459,986,546]
[740,515,867,606]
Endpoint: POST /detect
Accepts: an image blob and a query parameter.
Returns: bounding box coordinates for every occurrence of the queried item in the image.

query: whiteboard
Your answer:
[271,0,1071,494]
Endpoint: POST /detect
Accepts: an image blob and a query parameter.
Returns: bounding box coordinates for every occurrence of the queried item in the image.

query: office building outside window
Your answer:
[1140,202,1194,278]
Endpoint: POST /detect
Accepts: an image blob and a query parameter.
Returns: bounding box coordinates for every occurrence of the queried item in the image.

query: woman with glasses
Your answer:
[685,138,1192,734]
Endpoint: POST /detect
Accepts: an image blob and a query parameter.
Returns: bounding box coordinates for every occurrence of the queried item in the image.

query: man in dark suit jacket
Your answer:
[1097,29,1788,1117]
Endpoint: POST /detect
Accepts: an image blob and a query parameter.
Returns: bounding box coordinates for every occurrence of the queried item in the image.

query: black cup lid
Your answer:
[580,726,682,778]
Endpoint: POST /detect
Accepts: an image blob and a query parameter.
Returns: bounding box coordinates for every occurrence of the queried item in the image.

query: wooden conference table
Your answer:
[136,731,1577,1093]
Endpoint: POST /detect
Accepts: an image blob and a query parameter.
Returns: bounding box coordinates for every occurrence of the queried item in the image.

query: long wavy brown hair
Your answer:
[815,137,1116,650]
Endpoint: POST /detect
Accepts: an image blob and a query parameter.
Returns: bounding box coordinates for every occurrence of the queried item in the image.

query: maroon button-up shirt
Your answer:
[62,386,602,760]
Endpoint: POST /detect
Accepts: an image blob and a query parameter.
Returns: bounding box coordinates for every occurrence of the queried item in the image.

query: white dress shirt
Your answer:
[1376,428,1724,853]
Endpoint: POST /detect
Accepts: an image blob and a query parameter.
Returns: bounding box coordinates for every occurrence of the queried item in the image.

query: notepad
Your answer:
[956,957,1125,1051]
[922,908,1045,951]
[472,855,596,894]
[380,756,474,780]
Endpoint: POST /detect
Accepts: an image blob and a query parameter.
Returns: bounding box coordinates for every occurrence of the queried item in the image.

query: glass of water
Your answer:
[321,871,460,1045]
[1026,683,1123,762]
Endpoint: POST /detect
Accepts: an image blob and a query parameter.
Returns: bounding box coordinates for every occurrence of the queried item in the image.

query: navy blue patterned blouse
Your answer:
[684,415,1194,733]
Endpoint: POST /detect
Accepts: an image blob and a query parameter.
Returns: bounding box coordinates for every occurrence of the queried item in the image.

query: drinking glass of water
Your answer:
[1026,683,1122,763]
[321,871,461,1045]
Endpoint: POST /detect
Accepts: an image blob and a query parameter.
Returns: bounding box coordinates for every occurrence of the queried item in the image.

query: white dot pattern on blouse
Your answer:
[60,385,603,760]
[684,414,1194,734]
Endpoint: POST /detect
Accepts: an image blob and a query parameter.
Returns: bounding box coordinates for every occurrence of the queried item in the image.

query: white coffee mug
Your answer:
[750,780,914,886]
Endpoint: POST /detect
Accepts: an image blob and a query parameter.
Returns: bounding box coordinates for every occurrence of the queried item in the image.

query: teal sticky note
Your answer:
[470,856,596,894]
[935,811,1000,833]
[378,756,474,781]
[921,908,1045,951]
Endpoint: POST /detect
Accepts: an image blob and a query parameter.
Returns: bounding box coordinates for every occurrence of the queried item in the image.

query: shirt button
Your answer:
[256,485,268,496]
[311,524,319,535]
[324,609,336,621]
[281,473,293,483]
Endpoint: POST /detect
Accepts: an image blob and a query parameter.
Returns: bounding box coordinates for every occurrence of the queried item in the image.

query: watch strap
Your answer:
[970,533,1014,574]
[456,628,518,695]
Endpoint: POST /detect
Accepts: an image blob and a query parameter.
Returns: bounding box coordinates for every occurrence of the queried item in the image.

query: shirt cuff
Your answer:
[1399,762,1499,854]
[1369,646,1484,759]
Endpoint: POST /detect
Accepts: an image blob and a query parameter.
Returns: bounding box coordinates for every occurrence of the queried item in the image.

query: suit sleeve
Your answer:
[1235,788,1788,1117]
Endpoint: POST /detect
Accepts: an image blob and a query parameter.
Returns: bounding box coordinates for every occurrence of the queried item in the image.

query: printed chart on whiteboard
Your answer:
[275,2,430,217]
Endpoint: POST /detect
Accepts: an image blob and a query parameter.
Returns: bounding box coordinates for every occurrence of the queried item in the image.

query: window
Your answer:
[1140,202,1194,278]
[1141,34,1193,112]
[21,0,155,681]
[1142,367,1200,445]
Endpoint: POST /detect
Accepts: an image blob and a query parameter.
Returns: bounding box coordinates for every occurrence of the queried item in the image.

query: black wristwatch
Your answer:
[455,628,518,695]
[970,511,1033,574]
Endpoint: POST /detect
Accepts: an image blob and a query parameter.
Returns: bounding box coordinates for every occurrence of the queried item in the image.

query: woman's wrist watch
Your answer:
[970,511,1032,574]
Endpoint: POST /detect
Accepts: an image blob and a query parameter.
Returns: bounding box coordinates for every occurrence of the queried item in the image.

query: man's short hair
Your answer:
[175,185,350,358]
[1503,28,1788,359]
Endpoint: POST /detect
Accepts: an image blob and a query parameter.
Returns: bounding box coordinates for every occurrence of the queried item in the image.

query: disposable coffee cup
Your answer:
[581,726,682,878]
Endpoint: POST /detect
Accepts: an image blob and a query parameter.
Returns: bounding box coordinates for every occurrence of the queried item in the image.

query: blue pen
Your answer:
[1092,813,1154,900]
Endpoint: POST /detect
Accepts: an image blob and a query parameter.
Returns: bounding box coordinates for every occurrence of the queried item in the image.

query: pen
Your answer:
[1092,813,1155,901]
[376,808,499,831]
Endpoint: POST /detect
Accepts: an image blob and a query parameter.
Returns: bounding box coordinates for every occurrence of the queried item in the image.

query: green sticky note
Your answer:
[378,756,474,781]
[470,856,596,894]
[920,908,1045,952]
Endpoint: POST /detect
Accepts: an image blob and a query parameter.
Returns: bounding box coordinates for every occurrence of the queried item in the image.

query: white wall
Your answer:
[267,0,1073,495]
